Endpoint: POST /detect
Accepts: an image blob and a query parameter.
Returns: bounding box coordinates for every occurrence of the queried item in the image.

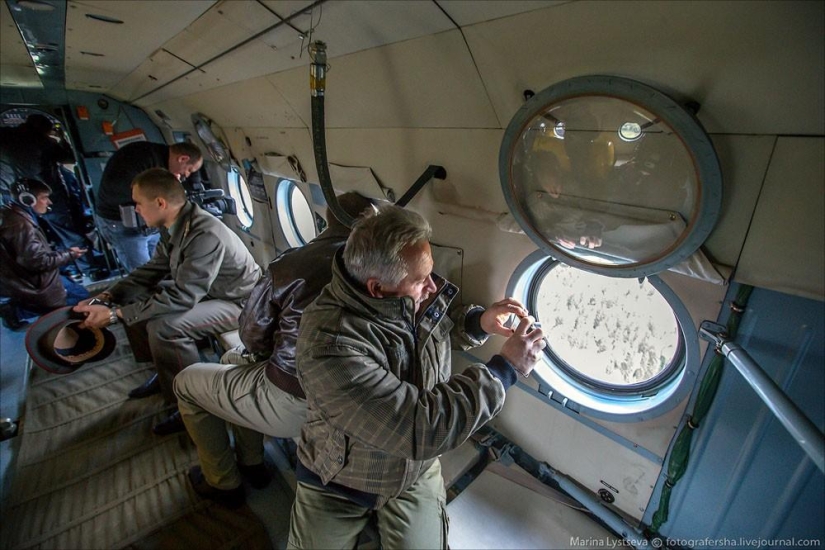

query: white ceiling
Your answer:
[0,0,558,101]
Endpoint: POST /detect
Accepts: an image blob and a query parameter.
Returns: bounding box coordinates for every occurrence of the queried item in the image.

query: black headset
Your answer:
[13,179,38,207]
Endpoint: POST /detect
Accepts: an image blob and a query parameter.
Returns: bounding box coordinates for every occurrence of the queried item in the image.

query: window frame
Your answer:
[498,75,722,278]
[508,249,701,421]
[276,179,316,248]
[227,165,254,229]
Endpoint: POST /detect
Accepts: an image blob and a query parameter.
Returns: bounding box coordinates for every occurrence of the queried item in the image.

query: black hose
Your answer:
[310,94,356,228]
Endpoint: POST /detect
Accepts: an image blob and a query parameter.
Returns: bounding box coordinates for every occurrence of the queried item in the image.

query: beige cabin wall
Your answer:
[131,0,822,522]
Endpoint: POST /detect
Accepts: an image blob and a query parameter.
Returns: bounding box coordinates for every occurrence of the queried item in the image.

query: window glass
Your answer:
[290,184,316,244]
[276,179,316,247]
[500,75,722,277]
[227,167,253,229]
[532,262,681,390]
[508,250,700,420]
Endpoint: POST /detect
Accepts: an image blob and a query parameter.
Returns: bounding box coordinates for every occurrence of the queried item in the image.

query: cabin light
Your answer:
[85,13,124,24]
[539,122,546,129]
[16,0,56,12]
[553,121,565,139]
[618,121,643,142]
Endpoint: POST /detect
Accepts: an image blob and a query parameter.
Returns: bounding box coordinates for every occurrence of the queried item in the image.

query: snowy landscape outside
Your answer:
[535,264,679,385]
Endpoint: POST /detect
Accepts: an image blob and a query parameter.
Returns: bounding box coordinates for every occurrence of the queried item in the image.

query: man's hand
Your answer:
[499,316,546,377]
[69,247,87,259]
[480,298,529,337]
[72,304,111,329]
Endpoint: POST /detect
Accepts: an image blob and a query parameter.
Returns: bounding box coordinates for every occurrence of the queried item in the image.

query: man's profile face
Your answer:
[169,155,203,181]
[132,185,163,228]
[33,193,52,215]
[380,240,438,314]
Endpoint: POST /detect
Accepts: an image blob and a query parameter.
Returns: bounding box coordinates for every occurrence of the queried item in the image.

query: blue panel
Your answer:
[68,94,163,153]
[659,285,824,545]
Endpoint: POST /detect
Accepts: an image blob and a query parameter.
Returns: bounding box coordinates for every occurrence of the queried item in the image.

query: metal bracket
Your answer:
[698,320,728,351]
[394,165,447,207]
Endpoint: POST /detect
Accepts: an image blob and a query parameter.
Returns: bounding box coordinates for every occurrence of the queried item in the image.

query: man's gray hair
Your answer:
[343,204,432,286]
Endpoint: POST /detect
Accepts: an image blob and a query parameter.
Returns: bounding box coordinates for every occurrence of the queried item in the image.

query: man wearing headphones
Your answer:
[0,178,88,330]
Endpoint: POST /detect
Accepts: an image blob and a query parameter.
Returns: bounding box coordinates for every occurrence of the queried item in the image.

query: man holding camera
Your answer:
[76,168,261,435]
[95,140,204,272]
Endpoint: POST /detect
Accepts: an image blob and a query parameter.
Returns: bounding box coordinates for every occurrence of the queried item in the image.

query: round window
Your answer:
[276,179,316,247]
[531,262,683,393]
[227,166,254,229]
[508,250,701,420]
[499,75,722,278]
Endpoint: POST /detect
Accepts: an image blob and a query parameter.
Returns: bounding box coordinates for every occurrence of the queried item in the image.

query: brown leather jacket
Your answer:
[238,226,350,399]
[0,203,72,310]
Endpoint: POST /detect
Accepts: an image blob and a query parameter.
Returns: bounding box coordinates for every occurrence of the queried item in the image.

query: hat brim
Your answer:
[25,307,117,375]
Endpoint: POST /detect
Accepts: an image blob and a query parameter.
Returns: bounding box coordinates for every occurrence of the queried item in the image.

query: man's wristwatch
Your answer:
[108,308,118,326]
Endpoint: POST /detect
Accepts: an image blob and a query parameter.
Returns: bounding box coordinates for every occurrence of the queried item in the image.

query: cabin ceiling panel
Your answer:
[0,0,39,89]
[173,76,305,129]
[0,2,32,64]
[438,0,566,26]
[300,1,452,59]
[64,0,214,92]
[736,137,825,301]
[162,0,280,68]
[702,135,775,270]
[109,50,192,104]
[267,30,499,129]
[463,0,824,135]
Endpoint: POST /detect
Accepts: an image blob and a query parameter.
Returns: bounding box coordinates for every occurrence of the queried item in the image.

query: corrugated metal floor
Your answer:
[1,324,271,550]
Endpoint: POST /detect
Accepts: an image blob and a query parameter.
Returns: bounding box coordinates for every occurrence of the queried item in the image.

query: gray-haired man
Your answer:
[288,204,545,549]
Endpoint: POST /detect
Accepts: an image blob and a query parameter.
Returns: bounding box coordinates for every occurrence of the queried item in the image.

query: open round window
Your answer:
[499,75,722,278]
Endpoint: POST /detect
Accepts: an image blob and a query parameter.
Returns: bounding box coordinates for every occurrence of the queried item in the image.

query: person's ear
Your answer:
[178,155,190,165]
[156,197,167,209]
[366,278,383,298]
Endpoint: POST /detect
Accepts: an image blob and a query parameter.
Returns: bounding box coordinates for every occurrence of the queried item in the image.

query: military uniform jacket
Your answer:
[109,201,262,325]
[296,250,518,508]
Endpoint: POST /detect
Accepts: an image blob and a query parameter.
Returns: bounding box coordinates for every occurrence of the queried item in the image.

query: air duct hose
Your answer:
[309,41,356,228]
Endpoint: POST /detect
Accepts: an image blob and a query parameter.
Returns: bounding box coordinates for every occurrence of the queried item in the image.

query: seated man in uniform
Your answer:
[288,204,546,549]
[75,168,261,435]
[174,192,375,508]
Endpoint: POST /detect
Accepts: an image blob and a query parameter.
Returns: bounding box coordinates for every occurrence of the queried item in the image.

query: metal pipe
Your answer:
[394,165,447,207]
[508,445,647,548]
[699,321,825,473]
[721,341,825,473]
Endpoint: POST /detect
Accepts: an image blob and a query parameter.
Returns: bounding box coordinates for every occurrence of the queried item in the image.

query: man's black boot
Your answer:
[188,466,245,508]
[152,410,186,436]
[128,373,160,399]
[238,463,272,489]
[0,303,29,332]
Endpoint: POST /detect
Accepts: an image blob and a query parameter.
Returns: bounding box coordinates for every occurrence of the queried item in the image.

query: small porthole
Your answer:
[227,167,254,229]
[508,250,700,421]
[276,179,316,247]
[531,261,683,393]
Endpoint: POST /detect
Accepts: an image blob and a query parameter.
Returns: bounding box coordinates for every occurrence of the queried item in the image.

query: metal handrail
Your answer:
[699,321,825,473]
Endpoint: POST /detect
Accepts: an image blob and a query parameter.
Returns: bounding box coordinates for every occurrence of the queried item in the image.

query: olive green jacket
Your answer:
[296,251,518,508]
